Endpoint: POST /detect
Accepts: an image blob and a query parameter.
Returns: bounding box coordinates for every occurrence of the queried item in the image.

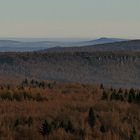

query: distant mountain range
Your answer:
[46,40,140,52]
[0,38,127,52]
[71,37,127,46]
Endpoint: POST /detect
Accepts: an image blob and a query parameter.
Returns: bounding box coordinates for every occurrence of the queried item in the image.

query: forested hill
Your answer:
[0,51,140,88]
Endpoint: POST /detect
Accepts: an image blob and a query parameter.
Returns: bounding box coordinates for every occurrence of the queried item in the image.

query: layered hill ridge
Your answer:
[46,40,140,52]
[0,37,127,52]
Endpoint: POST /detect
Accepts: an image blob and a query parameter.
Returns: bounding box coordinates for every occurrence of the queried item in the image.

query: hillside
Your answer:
[0,51,140,88]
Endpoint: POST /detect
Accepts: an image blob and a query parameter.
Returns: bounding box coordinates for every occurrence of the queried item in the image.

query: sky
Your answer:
[0,0,140,39]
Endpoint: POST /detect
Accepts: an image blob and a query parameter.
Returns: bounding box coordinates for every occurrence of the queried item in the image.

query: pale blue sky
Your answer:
[0,0,140,38]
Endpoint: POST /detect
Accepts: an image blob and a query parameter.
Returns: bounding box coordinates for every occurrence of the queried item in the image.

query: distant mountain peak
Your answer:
[96,37,126,41]
[98,37,108,40]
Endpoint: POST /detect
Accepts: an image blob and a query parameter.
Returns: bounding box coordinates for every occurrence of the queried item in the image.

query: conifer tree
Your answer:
[40,119,51,139]
[88,107,96,129]
[102,91,108,100]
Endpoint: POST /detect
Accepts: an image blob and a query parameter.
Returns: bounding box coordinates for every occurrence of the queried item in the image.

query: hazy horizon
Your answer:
[0,0,140,38]
[0,37,130,43]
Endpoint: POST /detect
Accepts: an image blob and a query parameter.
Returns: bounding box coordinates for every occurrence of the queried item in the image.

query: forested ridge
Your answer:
[0,51,140,87]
